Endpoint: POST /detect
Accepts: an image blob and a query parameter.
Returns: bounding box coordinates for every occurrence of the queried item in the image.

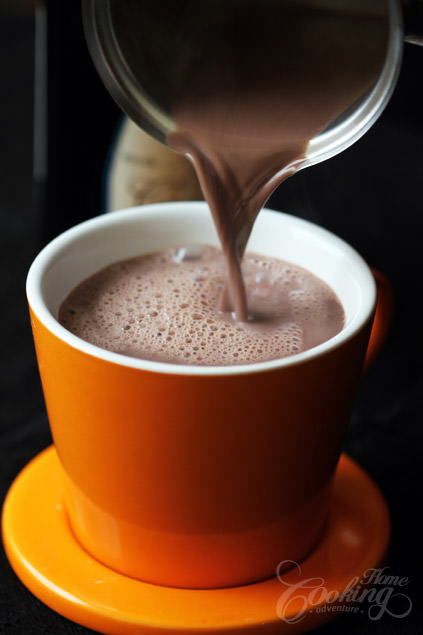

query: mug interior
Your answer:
[27,202,376,375]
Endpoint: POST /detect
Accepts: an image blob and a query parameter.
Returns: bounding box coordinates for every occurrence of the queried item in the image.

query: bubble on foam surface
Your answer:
[173,244,205,263]
[59,246,344,366]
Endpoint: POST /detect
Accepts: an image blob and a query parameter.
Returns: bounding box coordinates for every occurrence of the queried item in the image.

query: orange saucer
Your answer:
[2,447,389,634]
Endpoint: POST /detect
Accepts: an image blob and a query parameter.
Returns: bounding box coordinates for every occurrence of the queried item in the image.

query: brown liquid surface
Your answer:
[59,246,344,366]
[168,1,388,320]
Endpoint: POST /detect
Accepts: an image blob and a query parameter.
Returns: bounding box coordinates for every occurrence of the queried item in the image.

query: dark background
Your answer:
[0,3,422,634]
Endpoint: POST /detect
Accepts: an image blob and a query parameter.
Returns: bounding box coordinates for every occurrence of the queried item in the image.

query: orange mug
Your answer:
[27,202,380,589]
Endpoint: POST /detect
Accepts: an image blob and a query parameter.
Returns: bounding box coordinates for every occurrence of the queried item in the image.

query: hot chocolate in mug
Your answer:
[27,201,382,588]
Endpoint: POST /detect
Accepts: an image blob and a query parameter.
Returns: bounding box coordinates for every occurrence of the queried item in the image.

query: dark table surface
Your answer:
[1,5,422,634]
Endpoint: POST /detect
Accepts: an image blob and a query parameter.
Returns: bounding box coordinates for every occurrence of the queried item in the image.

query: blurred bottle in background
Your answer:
[105,118,202,212]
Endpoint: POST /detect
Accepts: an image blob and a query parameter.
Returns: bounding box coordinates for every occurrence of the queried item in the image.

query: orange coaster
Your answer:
[2,447,389,634]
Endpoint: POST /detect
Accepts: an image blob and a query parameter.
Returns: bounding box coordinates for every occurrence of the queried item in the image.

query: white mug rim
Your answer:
[26,202,376,377]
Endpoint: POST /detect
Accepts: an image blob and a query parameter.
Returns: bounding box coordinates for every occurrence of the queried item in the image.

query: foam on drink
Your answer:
[59,245,344,366]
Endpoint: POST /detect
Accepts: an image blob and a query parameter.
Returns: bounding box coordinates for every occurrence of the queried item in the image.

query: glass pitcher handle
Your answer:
[403,0,423,44]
